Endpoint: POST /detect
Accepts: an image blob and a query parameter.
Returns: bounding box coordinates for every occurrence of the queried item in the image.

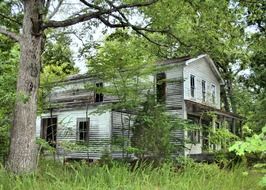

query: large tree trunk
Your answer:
[220,84,230,112]
[7,0,44,173]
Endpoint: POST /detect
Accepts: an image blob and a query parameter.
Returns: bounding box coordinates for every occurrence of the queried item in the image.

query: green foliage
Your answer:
[42,32,79,75]
[234,1,266,133]
[234,85,266,133]
[36,138,56,154]
[229,126,266,187]
[0,160,263,190]
[0,37,19,163]
[38,32,79,113]
[175,156,197,168]
[87,31,156,112]
[229,126,266,156]
[209,127,239,150]
[132,94,192,160]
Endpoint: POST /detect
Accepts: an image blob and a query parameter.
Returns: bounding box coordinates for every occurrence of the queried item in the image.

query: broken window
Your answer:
[187,116,200,144]
[188,130,200,144]
[190,75,195,98]
[77,119,90,142]
[95,82,104,102]
[202,80,206,102]
[156,72,166,103]
[211,84,216,103]
[41,117,57,147]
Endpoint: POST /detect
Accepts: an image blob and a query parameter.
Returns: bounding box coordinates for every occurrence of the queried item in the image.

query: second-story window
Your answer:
[190,75,195,98]
[95,82,103,102]
[211,84,216,103]
[156,73,166,103]
[202,80,206,102]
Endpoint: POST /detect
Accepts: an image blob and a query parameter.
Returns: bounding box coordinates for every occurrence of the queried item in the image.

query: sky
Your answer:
[50,0,145,74]
[52,1,105,74]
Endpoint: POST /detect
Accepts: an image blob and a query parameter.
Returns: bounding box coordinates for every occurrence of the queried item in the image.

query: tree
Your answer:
[234,0,266,132]
[39,32,79,113]
[87,31,156,111]
[140,0,247,112]
[42,32,78,75]
[0,37,19,163]
[87,31,156,158]
[132,94,188,161]
[0,0,176,173]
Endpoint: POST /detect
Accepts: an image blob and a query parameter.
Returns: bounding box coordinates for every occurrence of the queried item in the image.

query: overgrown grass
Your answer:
[0,160,263,190]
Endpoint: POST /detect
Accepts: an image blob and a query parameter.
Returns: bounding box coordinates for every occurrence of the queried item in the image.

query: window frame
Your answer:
[202,80,206,102]
[190,74,195,98]
[211,84,216,104]
[95,82,104,103]
[156,72,166,103]
[76,118,90,142]
[40,116,58,147]
[188,130,200,144]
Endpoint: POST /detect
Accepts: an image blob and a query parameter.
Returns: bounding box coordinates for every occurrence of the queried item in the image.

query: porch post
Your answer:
[232,118,236,134]
[211,115,216,151]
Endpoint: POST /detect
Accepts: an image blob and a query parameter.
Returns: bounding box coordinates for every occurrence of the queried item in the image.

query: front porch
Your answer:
[184,100,243,156]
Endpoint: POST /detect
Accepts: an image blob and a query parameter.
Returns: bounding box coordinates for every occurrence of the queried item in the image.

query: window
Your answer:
[188,130,200,144]
[211,84,216,103]
[187,116,200,143]
[77,119,90,142]
[156,73,166,103]
[95,82,103,102]
[202,80,206,102]
[190,75,195,98]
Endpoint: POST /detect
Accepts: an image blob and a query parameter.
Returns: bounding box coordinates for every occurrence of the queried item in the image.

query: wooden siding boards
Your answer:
[183,57,221,109]
[164,65,185,156]
[37,54,239,159]
[183,57,221,155]
[37,109,112,160]
[111,111,134,159]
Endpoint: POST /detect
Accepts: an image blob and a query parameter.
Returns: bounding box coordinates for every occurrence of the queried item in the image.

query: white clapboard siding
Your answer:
[111,111,134,158]
[36,55,226,159]
[183,57,221,109]
[36,109,112,159]
[165,65,184,111]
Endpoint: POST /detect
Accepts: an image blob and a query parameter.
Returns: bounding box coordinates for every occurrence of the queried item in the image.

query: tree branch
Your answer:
[43,0,158,29]
[45,0,51,9]
[0,26,20,42]
[97,16,168,47]
[47,0,64,20]
[80,0,102,10]
[0,13,22,25]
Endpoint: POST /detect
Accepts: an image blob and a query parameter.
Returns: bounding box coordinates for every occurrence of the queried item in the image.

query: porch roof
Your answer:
[185,100,243,120]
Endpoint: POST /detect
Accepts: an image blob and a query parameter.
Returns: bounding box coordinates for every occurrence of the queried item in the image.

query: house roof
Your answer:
[158,56,191,65]
[158,54,225,85]
[56,55,224,85]
[185,54,225,85]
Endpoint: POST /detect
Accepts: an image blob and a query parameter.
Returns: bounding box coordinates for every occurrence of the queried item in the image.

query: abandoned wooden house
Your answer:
[36,54,242,161]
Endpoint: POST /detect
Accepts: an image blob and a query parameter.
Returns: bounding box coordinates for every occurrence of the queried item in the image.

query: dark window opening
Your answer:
[187,116,200,144]
[202,80,206,102]
[156,73,166,103]
[190,75,195,98]
[188,130,200,144]
[211,84,216,103]
[41,117,57,147]
[95,82,104,102]
[78,119,90,142]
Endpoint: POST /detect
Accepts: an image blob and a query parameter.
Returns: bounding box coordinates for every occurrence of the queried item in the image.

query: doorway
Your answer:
[41,117,57,147]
